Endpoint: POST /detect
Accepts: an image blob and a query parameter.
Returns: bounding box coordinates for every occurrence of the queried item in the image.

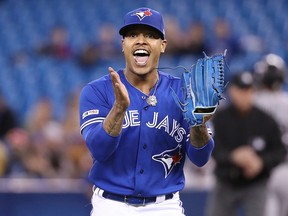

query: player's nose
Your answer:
[136,33,147,44]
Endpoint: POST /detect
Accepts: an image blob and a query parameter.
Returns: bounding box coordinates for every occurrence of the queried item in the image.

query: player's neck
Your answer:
[124,69,159,94]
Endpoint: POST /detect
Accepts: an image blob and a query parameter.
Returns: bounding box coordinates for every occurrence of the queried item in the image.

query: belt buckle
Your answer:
[124,196,147,207]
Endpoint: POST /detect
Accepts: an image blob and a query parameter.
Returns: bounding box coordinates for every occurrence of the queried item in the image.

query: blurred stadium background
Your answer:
[0,0,287,122]
[0,0,287,215]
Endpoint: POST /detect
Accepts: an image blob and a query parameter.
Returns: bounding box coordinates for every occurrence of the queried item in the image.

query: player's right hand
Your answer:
[108,67,130,111]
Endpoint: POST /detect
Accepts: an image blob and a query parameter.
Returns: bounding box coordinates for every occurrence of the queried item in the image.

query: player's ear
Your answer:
[121,39,125,52]
[161,39,167,53]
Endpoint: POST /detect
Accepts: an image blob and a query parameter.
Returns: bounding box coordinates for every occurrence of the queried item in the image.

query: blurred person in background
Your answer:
[207,18,242,59]
[253,54,288,216]
[25,98,73,178]
[0,93,18,139]
[162,15,184,57]
[25,98,55,137]
[182,21,208,58]
[63,91,92,178]
[77,23,122,68]
[163,18,208,59]
[4,128,51,178]
[0,140,8,176]
[40,120,74,178]
[253,54,288,146]
[205,71,286,216]
[36,25,73,60]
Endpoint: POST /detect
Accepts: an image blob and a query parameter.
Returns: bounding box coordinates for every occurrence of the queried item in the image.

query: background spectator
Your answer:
[36,25,73,60]
[62,91,92,178]
[77,23,122,68]
[0,140,8,176]
[207,18,242,58]
[182,21,208,58]
[162,15,184,57]
[4,128,51,178]
[0,94,18,139]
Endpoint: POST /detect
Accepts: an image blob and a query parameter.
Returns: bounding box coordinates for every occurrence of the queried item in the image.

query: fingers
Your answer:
[108,67,130,110]
[108,67,122,97]
[108,67,120,87]
[108,67,117,76]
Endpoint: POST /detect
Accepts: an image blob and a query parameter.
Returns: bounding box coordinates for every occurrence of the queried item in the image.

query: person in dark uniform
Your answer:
[206,71,287,216]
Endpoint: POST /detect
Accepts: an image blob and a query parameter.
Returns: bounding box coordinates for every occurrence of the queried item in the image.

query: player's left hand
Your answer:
[172,51,227,127]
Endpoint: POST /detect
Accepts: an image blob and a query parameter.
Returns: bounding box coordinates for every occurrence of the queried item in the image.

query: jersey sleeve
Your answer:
[186,136,214,167]
[79,82,121,162]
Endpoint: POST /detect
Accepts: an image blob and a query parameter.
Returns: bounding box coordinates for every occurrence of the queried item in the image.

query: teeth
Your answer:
[134,49,149,55]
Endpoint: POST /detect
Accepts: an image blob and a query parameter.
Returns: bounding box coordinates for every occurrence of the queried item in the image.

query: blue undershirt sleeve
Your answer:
[83,123,121,162]
[186,137,214,167]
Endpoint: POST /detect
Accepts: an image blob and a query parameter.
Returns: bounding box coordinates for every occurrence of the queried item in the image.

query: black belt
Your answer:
[102,191,174,206]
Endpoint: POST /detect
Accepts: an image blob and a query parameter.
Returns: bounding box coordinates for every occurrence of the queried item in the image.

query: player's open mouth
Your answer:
[133,49,150,66]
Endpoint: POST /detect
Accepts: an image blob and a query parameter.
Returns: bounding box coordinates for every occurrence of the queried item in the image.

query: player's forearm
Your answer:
[103,103,127,136]
[189,124,211,148]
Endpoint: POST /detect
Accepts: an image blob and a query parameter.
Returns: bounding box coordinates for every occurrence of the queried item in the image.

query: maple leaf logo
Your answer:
[132,9,153,21]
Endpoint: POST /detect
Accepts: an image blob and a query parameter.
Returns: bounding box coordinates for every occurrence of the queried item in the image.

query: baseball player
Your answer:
[253,54,288,216]
[79,7,219,216]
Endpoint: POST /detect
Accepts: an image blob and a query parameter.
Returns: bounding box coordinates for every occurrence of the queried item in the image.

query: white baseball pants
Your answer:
[90,187,185,216]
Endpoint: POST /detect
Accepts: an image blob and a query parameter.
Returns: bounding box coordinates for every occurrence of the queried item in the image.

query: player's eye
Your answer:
[145,33,154,38]
[145,32,160,39]
[125,32,138,38]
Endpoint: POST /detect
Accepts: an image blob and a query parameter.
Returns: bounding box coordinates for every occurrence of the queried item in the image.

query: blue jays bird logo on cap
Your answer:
[132,9,152,21]
[119,7,165,39]
[152,144,183,178]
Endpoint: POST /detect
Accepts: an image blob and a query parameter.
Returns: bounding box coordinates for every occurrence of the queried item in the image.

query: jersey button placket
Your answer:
[134,107,152,195]
[142,95,149,110]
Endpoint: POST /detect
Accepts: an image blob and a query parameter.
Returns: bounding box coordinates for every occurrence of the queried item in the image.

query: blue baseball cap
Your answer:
[119,7,165,39]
